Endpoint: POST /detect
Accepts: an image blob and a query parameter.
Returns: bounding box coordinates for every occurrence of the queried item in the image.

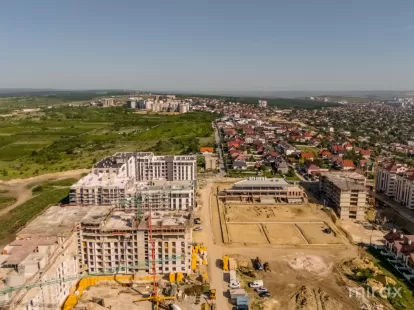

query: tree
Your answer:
[2,169,8,176]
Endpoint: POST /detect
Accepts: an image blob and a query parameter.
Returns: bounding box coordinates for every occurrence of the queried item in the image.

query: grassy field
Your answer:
[0,106,217,180]
[0,188,70,247]
[0,197,17,211]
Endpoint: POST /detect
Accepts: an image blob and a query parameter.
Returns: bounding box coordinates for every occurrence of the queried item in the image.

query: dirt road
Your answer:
[193,181,230,310]
[0,169,88,217]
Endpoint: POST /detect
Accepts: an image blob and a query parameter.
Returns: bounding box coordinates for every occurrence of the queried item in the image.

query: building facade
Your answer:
[219,177,306,203]
[78,208,192,275]
[376,162,414,209]
[319,173,367,220]
[70,152,196,208]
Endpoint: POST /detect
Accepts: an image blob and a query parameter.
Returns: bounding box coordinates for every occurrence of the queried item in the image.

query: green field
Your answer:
[0,188,70,247]
[0,197,17,211]
[0,106,217,179]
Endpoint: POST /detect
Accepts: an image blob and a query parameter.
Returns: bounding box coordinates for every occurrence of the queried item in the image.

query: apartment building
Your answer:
[78,208,192,275]
[0,206,91,309]
[70,152,196,208]
[395,173,414,209]
[376,162,408,197]
[376,162,414,209]
[319,172,367,220]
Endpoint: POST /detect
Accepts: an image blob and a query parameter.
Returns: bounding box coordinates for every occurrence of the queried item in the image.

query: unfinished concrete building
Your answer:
[219,177,306,203]
[0,206,91,310]
[78,208,193,275]
[319,172,367,220]
[70,152,196,209]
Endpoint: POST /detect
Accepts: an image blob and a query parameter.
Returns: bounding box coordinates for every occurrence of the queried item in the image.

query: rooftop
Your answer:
[321,172,366,191]
[102,211,137,231]
[80,206,113,225]
[232,177,289,188]
[94,156,124,169]
[18,205,91,237]
[72,173,130,188]
[138,211,191,230]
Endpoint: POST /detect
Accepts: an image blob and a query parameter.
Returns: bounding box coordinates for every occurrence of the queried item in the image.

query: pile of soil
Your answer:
[288,285,345,310]
[288,255,330,274]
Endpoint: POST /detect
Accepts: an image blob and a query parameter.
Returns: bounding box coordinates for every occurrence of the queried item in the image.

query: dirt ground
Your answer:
[297,223,342,244]
[75,284,205,310]
[340,220,386,245]
[0,169,87,217]
[264,224,307,245]
[227,223,269,244]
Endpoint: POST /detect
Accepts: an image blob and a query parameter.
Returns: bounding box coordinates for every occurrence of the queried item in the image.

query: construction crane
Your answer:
[135,209,176,309]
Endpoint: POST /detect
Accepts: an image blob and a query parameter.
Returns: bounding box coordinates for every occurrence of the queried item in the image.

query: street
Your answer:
[213,123,226,176]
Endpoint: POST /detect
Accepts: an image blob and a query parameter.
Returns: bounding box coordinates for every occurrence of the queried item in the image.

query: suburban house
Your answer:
[340,160,355,170]
[305,162,320,174]
[301,152,314,161]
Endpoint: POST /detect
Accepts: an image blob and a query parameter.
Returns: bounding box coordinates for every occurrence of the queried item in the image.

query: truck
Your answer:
[229,288,247,304]
[254,257,263,271]
[229,270,241,288]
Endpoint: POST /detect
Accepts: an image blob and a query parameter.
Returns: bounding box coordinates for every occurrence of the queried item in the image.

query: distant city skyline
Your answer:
[1,0,414,91]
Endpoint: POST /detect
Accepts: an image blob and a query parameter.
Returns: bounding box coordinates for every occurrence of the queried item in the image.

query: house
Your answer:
[301,152,314,161]
[223,128,237,136]
[305,162,320,174]
[360,149,371,159]
[200,147,214,153]
[233,159,247,170]
[277,160,289,174]
[320,150,332,159]
[340,160,355,170]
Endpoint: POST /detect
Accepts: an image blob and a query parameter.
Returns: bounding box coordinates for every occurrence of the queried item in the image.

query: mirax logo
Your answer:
[348,286,402,299]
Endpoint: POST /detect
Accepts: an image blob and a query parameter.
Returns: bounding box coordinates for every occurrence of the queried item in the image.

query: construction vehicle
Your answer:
[209,288,216,300]
[222,255,229,271]
[254,257,263,271]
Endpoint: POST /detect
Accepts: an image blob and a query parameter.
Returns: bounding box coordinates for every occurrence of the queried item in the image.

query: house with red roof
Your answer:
[340,159,355,170]
[301,152,314,161]
[320,150,332,159]
[360,149,371,159]
[305,162,320,174]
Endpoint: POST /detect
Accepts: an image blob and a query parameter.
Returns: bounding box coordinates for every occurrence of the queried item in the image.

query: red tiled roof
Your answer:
[301,152,314,159]
[342,160,355,167]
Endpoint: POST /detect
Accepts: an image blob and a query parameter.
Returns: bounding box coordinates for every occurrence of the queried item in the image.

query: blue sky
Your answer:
[0,0,413,92]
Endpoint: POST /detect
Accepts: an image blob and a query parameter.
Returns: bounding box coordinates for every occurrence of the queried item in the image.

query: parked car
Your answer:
[194,218,201,224]
[249,280,264,288]
[193,226,202,231]
[323,228,332,234]
[259,291,271,298]
[255,287,268,293]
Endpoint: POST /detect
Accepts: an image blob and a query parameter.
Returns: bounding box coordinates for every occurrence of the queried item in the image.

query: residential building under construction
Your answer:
[0,205,193,309]
[69,152,196,209]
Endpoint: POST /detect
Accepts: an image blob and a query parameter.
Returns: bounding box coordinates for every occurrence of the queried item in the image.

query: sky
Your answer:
[0,0,414,92]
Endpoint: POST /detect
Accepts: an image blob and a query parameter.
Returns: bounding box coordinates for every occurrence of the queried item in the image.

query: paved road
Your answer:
[213,123,226,176]
[373,191,414,222]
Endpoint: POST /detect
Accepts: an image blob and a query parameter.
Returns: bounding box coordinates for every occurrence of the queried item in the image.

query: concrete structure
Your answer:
[204,153,218,171]
[376,162,408,197]
[0,206,91,309]
[79,208,192,275]
[219,177,306,203]
[319,172,367,220]
[258,100,267,108]
[376,162,414,209]
[70,152,196,207]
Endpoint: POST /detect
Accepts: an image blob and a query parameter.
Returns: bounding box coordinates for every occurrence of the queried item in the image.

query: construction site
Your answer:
[214,182,343,247]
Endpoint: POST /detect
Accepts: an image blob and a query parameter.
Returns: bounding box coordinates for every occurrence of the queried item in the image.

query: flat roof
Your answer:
[321,173,366,191]
[72,173,130,188]
[80,206,113,225]
[18,205,91,237]
[133,180,194,192]
[138,211,191,229]
[232,177,289,188]
[102,211,137,231]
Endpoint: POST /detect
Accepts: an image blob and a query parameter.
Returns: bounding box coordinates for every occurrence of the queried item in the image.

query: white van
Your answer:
[249,280,264,288]
[229,280,241,288]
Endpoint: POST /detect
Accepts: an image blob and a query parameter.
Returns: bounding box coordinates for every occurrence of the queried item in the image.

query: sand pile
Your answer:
[288,286,345,310]
[288,255,329,274]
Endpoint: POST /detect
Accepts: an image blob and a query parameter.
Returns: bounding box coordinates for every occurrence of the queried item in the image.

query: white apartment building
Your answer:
[0,206,91,310]
[70,152,196,208]
[319,173,367,220]
[376,162,408,197]
[78,208,192,275]
[395,174,414,209]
